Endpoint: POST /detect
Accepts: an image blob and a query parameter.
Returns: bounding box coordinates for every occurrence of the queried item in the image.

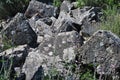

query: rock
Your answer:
[25,0,58,18]
[76,30,120,77]
[71,7,101,22]
[71,7,101,37]
[0,45,29,80]
[22,48,62,80]
[36,0,53,4]
[28,13,41,30]
[39,18,52,26]
[2,13,37,48]
[81,20,100,37]
[0,45,28,67]
[0,20,9,31]
[0,22,3,31]
[35,19,53,36]
[60,1,73,13]
[53,11,82,33]
[0,35,3,52]
[22,31,84,80]
[71,2,78,8]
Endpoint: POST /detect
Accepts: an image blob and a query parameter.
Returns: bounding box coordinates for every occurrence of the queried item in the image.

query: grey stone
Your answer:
[25,0,58,18]
[36,0,53,4]
[60,1,73,13]
[28,13,41,30]
[76,30,120,76]
[71,7,101,37]
[0,45,28,67]
[81,20,100,37]
[53,11,82,33]
[39,18,52,26]
[35,19,53,36]
[2,13,37,47]
[22,31,83,80]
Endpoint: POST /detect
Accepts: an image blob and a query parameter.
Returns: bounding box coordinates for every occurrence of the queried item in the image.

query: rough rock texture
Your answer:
[35,19,53,37]
[36,0,53,4]
[60,1,73,12]
[2,13,37,47]
[71,7,101,22]
[71,7,101,37]
[0,45,28,79]
[81,20,100,37]
[22,31,84,80]
[1,0,118,80]
[76,30,120,76]
[0,34,3,52]
[0,45,28,67]
[53,11,82,33]
[25,0,58,18]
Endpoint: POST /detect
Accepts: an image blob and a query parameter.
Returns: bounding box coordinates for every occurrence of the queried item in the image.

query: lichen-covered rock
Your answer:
[81,20,100,37]
[53,11,82,33]
[2,13,37,48]
[60,0,73,13]
[0,45,28,80]
[71,7,101,37]
[0,45,28,67]
[25,0,58,18]
[71,7,101,22]
[35,19,53,36]
[22,31,84,80]
[76,30,120,77]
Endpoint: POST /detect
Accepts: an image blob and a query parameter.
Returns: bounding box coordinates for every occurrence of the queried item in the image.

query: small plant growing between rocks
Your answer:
[0,57,14,80]
[1,34,16,51]
[53,0,62,7]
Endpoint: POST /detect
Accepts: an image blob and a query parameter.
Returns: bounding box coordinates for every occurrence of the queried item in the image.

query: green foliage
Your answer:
[0,0,30,19]
[76,0,120,8]
[100,6,120,37]
[1,34,16,51]
[2,39,13,50]
[0,58,13,80]
[76,0,85,7]
[80,70,94,80]
[53,0,61,7]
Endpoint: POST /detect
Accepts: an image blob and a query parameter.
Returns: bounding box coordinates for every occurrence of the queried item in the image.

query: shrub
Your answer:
[0,0,30,19]
[53,0,62,7]
[76,0,120,8]
[100,6,120,37]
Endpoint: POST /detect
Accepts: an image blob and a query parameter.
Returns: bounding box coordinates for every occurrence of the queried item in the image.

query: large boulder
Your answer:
[25,0,58,18]
[0,45,28,80]
[22,31,84,80]
[71,7,101,36]
[71,7,101,22]
[76,30,120,79]
[28,14,57,43]
[2,13,37,48]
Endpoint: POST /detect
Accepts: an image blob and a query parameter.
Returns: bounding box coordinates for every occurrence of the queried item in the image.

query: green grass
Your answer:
[76,0,120,8]
[53,0,61,7]
[100,6,120,37]
[0,58,13,80]
[1,34,16,51]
